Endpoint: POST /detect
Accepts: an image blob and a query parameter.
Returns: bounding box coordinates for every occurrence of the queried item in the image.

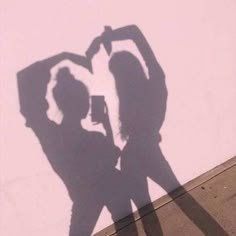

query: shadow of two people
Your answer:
[17,25,228,236]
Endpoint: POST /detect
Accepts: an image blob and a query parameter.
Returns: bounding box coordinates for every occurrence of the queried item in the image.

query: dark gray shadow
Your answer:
[95,25,228,235]
[17,25,228,236]
[17,54,131,236]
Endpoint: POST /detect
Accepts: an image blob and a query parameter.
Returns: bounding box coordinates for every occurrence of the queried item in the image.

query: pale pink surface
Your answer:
[1,0,236,235]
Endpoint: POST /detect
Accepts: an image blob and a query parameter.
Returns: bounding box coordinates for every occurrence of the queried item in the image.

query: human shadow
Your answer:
[17,53,132,236]
[17,24,228,236]
[89,25,228,235]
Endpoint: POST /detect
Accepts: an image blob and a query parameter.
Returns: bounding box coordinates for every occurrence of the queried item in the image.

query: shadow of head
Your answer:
[108,51,148,139]
[53,67,89,120]
[109,51,147,91]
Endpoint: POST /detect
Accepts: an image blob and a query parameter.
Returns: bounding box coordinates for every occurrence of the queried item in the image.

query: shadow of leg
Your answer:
[155,163,228,235]
[70,201,103,236]
[138,202,163,236]
[168,186,228,236]
[147,147,228,235]
[133,184,163,236]
[108,197,139,236]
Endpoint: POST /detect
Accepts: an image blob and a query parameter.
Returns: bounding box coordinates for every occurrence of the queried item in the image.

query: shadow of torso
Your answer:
[39,121,120,202]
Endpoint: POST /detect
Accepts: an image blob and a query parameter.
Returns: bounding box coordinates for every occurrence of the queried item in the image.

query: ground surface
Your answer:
[96,157,236,236]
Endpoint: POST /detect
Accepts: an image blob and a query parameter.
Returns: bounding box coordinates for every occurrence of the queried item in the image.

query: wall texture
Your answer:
[1,0,236,235]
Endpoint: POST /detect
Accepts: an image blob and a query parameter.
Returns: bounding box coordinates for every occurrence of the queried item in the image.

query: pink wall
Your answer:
[1,0,236,235]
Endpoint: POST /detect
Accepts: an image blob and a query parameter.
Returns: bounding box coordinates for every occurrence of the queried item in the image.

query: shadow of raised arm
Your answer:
[102,25,165,81]
[17,52,90,131]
